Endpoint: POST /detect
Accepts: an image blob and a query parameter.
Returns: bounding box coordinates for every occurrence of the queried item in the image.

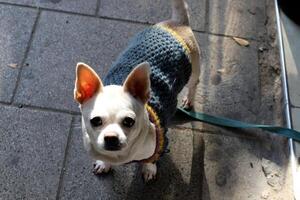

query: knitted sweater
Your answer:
[104,25,192,126]
[104,25,192,160]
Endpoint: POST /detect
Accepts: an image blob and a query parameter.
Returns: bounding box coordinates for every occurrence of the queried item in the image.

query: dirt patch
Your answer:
[257,0,293,199]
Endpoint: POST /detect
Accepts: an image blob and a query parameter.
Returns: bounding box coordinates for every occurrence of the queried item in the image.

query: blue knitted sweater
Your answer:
[104,25,192,128]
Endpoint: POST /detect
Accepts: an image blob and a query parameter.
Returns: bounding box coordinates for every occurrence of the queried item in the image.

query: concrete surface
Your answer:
[208,0,265,39]
[99,0,206,32]
[0,0,98,15]
[0,106,72,199]
[0,5,37,102]
[281,10,300,194]
[292,108,300,132]
[281,12,300,108]
[0,0,293,199]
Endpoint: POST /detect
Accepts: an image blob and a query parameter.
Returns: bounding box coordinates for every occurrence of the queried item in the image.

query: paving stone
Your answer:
[14,11,145,112]
[0,105,72,199]
[281,12,300,107]
[176,32,260,136]
[0,5,37,102]
[208,0,265,38]
[0,0,98,15]
[99,0,206,31]
[59,119,201,199]
[198,33,259,120]
[292,108,300,132]
[201,133,292,200]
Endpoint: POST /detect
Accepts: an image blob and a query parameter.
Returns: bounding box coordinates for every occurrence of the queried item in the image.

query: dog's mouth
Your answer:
[104,144,122,151]
[104,141,126,151]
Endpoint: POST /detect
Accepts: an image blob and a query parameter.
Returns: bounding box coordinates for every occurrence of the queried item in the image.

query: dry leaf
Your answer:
[217,68,226,74]
[7,63,18,68]
[232,37,250,47]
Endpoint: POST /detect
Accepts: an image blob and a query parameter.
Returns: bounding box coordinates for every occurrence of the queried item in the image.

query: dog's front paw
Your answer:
[93,160,112,175]
[142,163,157,182]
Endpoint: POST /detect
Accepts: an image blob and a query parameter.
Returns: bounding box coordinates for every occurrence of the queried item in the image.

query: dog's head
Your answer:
[74,62,151,155]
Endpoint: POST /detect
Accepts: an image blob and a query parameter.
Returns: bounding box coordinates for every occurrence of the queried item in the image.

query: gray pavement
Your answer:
[281,8,300,199]
[0,0,293,199]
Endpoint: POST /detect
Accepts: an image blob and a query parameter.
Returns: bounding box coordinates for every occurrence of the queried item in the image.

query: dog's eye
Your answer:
[122,117,135,128]
[90,117,102,127]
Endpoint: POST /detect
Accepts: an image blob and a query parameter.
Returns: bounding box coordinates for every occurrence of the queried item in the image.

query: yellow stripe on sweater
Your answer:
[156,24,191,60]
[142,104,164,163]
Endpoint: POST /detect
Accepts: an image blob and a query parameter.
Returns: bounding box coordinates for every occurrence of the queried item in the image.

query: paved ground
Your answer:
[0,0,294,199]
[281,8,300,199]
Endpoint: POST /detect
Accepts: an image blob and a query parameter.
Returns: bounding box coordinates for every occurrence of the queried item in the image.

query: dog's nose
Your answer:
[104,135,121,151]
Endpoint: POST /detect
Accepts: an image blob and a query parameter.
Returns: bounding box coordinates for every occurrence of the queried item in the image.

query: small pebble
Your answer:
[261,191,269,199]
[259,46,268,52]
[215,171,227,186]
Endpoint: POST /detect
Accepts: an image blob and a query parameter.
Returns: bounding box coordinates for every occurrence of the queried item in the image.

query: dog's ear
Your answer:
[74,62,103,104]
[123,62,151,104]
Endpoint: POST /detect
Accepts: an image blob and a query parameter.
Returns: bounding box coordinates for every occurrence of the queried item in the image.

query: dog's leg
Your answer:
[142,163,157,182]
[182,49,201,109]
[93,160,112,174]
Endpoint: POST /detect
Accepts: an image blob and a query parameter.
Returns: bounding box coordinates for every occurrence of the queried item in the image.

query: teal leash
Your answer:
[177,108,300,142]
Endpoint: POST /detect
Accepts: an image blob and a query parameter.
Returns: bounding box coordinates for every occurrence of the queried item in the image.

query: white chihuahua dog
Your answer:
[74,0,200,182]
